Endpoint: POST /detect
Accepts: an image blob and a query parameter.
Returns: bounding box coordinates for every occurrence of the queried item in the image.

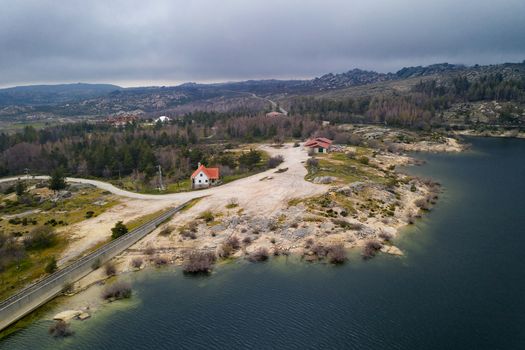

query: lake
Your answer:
[2,136,525,349]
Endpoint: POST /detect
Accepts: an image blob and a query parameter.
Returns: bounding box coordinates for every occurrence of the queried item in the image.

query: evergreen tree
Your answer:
[49,168,67,192]
[111,221,129,239]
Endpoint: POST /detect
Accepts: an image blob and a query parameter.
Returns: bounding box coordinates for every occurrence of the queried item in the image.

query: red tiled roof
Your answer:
[305,137,332,149]
[191,164,220,179]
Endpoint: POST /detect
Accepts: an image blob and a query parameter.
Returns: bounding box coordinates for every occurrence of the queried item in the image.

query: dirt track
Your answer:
[3,144,326,264]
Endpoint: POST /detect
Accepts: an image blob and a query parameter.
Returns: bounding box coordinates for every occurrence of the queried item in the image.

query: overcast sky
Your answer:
[1,0,524,87]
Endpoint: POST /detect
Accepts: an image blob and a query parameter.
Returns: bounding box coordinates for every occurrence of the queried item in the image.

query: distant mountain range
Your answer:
[0,83,122,106]
[0,61,523,118]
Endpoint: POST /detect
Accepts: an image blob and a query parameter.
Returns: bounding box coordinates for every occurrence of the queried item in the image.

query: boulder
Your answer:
[380,245,404,256]
[313,176,336,184]
[53,310,82,322]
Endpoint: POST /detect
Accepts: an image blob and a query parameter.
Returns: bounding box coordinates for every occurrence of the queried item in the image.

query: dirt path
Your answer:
[0,144,320,209]
[3,143,326,264]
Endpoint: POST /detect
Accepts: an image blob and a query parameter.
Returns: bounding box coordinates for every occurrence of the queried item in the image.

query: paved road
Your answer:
[0,203,186,331]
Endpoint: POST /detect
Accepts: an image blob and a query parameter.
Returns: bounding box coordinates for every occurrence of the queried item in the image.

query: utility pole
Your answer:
[24,168,30,184]
[157,165,165,191]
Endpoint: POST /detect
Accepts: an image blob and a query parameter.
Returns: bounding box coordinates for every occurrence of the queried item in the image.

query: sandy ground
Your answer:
[44,142,444,322]
[50,144,327,265]
[57,198,174,266]
[455,129,525,139]
[396,137,465,152]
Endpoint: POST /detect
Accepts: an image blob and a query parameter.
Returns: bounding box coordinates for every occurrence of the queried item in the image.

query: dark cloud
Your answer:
[1,0,524,87]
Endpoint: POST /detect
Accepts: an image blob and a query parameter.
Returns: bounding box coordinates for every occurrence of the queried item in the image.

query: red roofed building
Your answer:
[305,137,333,153]
[191,163,220,189]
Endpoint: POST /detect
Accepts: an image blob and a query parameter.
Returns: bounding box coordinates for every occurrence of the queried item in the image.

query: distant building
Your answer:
[106,115,138,127]
[265,111,285,118]
[191,163,220,189]
[305,137,333,153]
[155,116,171,123]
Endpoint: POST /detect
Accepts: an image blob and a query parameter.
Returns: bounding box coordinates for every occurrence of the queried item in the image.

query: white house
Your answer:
[154,116,171,123]
[191,163,220,189]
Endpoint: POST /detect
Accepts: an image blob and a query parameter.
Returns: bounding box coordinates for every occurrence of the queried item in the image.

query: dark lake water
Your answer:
[2,137,525,349]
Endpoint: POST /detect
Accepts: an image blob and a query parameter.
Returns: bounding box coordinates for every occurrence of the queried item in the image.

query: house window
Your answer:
[200,173,203,177]
[205,179,208,183]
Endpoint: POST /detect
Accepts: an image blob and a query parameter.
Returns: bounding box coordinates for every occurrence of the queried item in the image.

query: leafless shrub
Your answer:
[267,155,284,169]
[311,244,328,258]
[102,282,132,300]
[305,238,314,249]
[378,231,394,242]
[415,198,430,211]
[226,236,240,250]
[104,262,116,276]
[61,282,74,294]
[159,225,174,236]
[180,229,197,240]
[49,320,74,338]
[218,236,241,258]
[187,221,199,232]
[307,148,315,156]
[306,158,319,167]
[183,251,216,274]
[327,244,347,264]
[144,245,155,255]
[242,236,252,245]
[362,240,383,260]
[131,257,143,269]
[226,198,239,208]
[153,255,168,266]
[268,221,278,231]
[247,248,269,262]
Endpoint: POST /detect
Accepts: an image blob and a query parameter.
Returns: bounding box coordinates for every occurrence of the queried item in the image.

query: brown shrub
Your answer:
[49,320,74,338]
[180,230,197,240]
[305,238,314,249]
[327,244,347,264]
[267,155,284,169]
[218,236,241,258]
[415,198,430,211]
[159,225,174,236]
[153,256,168,266]
[183,251,216,274]
[131,257,143,269]
[104,262,116,276]
[311,244,328,258]
[378,231,394,242]
[362,240,383,260]
[102,282,132,300]
[144,245,155,255]
[247,248,269,262]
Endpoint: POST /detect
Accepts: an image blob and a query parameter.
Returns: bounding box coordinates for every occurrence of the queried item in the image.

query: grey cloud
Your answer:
[0,0,524,87]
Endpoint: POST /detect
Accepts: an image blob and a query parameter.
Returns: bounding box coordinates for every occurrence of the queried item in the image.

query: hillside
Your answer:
[0,83,122,106]
[0,61,524,130]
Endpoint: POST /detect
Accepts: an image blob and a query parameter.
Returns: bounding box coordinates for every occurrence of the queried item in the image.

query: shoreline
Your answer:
[1,136,463,336]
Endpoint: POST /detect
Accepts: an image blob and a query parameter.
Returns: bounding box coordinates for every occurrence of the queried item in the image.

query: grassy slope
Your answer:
[0,187,119,301]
